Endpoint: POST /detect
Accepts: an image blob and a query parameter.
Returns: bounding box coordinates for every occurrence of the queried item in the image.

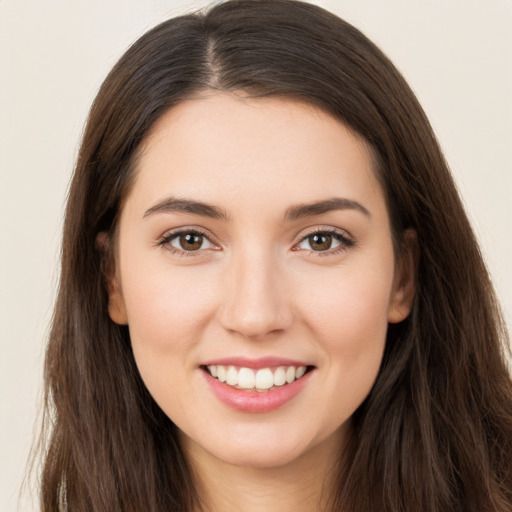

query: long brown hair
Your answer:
[39,1,512,510]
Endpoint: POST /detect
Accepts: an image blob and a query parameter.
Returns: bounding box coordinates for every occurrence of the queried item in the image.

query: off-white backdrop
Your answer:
[1,1,511,510]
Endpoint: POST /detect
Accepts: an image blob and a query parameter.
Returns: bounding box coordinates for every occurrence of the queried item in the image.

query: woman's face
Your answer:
[107,94,414,469]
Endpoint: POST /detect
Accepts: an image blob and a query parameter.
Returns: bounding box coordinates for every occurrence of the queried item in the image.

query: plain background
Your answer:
[1,0,511,510]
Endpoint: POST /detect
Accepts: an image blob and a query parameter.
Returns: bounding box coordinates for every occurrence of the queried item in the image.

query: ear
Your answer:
[388,229,418,324]
[96,232,128,325]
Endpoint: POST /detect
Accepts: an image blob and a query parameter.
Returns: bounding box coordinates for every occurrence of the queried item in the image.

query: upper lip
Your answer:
[201,356,312,369]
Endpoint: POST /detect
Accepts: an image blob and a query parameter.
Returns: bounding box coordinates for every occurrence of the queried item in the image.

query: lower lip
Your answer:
[202,369,313,413]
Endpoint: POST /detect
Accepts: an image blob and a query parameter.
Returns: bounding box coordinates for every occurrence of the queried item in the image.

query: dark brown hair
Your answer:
[39,1,512,510]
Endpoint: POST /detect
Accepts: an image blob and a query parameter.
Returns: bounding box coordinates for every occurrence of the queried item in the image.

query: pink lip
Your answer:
[201,366,314,413]
[202,356,310,369]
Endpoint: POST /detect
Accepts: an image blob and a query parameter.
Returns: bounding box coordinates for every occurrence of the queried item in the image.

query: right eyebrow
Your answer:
[143,196,229,220]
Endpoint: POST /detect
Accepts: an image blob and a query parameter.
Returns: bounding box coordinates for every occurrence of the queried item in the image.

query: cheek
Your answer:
[297,260,393,410]
[124,263,218,338]
[119,263,220,391]
[300,260,393,344]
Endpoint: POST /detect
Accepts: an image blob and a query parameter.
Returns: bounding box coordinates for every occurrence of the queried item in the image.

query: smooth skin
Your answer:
[106,93,416,512]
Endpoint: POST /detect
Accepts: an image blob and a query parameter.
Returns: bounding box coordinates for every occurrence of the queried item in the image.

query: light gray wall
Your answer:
[1,1,510,510]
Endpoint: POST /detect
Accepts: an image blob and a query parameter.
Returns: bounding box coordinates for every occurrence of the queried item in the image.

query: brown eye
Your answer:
[179,232,204,251]
[296,229,352,254]
[308,233,333,251]
[165,230,215,252]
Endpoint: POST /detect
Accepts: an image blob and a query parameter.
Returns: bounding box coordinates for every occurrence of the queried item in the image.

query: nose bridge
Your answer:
[218,244,292,339]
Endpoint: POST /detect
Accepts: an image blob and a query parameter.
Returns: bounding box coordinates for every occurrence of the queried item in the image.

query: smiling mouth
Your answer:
[202,364,313,392]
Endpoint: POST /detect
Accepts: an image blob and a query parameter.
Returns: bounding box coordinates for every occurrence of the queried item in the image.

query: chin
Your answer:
[184,421,343,471]
[214,443,305,469]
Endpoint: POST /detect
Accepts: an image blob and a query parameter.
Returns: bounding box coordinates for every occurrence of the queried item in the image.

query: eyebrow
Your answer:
[144,197,229,220]
[283,197,370,221]
[143,196,370,221]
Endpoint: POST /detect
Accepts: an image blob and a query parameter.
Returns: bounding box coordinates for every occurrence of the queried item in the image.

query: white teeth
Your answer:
[217,365,226,382]
[255,368,274,390]
[237,367,255,389]
[295,366,306,379]
[206,364,309,390]
[285,366,296,384]
[226,366,238,386]
[273,366,286,386]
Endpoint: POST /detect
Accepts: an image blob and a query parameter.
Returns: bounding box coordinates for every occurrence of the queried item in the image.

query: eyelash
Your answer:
[157,227,355,258]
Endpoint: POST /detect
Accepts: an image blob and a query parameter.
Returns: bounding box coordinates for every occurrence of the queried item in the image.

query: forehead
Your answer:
[126,93,386,221]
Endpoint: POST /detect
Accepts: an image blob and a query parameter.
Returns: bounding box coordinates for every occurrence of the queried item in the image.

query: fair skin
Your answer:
[106,93,415,512]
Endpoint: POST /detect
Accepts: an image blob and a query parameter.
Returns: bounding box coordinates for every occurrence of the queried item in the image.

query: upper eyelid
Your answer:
[160,226,216,241]
[297,225,352,240]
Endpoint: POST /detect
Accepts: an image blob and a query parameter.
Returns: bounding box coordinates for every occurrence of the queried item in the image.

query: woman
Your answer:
[39,0,512,510]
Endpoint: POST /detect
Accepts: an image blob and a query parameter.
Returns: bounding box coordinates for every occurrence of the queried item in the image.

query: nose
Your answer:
[217,249,293,340]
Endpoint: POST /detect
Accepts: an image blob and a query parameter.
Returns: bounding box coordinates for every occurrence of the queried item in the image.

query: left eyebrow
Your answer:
[283,197,371,221]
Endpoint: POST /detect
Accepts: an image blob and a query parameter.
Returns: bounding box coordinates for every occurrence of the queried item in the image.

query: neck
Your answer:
[182,431,345,512]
